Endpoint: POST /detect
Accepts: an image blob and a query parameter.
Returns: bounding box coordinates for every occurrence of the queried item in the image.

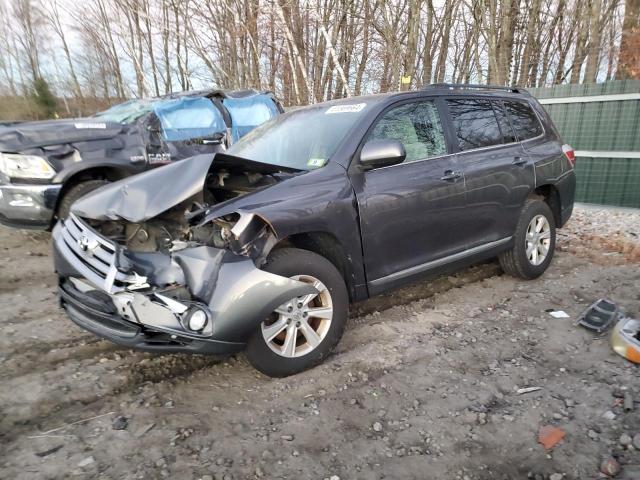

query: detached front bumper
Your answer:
[52,214,316,355]
[0,182,61,229]
[58,278,245,354]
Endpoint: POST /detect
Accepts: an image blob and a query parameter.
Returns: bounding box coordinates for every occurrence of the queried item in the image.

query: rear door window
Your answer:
[446,99,502,150]
[367,101,447,163]
[504,100,543,140]
[491,101,517,143]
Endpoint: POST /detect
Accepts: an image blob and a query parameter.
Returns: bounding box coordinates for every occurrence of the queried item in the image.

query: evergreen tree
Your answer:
[32,77,57,118]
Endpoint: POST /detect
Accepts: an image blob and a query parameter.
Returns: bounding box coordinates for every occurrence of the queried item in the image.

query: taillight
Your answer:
[562,144,576,168]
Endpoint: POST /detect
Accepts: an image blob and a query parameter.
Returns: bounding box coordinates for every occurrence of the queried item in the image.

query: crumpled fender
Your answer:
[174,246,316,342]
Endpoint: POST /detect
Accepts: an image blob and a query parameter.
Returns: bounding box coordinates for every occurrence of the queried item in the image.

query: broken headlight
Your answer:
[206,211,277,261]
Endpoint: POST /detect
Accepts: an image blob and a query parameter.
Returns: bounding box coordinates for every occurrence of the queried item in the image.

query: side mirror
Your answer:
[359,139,406,170]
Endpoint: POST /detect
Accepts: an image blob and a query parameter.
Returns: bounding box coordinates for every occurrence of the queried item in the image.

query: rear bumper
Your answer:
[0,183,61,229]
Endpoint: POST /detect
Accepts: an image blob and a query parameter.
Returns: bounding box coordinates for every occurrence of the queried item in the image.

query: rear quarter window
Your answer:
[504,100,543,140]
[446,99,503,150]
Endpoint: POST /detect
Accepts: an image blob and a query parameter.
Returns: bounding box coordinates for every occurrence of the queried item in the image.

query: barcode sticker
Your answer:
[325,103,366,114]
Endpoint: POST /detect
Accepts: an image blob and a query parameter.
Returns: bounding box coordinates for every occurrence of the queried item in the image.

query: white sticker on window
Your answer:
[307,158,326,168]
[74,122,107,129]
[325,103,366,114]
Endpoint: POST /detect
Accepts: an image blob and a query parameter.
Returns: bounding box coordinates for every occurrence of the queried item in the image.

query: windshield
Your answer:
[228,102,370,170]
[223,94,279,142]
[94,99,156,124]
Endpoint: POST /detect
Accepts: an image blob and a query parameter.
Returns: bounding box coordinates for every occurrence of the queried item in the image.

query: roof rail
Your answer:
[424,83,529,95]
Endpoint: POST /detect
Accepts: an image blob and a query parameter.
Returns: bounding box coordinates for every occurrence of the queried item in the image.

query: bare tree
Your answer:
[44,0,83,99]
[0,0,633,113]
[617,0,640,78]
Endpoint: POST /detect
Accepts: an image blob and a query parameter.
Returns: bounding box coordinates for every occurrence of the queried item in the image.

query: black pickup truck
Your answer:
[0,89,281,229]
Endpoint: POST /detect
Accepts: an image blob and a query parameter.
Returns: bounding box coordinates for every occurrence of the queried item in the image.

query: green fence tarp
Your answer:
[528,80,640,208]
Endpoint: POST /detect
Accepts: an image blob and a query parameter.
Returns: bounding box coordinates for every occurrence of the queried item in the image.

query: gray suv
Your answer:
[52,84,576,377]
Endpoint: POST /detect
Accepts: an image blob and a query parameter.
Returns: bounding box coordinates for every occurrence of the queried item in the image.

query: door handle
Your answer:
[440,170,462,181]
[512,156,527,166]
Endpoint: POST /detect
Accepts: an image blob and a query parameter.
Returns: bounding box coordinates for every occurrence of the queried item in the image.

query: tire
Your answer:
[499,198,556,280]
[57,180,110,220]
[245,248,349,377]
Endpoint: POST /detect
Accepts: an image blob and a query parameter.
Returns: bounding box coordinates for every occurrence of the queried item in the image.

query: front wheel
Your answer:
[499,198,556,280]
[57,179,110,220]
[245,248,348,377]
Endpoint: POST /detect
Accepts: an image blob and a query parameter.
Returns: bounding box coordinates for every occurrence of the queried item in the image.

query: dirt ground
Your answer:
[1,205,639,480]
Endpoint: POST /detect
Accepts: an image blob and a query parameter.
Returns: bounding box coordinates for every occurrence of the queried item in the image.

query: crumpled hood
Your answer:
[0,118,124,152]
[71,154,215,222]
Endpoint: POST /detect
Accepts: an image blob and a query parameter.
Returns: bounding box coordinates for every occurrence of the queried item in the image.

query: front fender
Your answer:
[197,162,368,298]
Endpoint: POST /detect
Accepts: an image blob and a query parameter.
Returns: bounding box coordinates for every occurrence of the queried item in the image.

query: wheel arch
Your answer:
[54,166,130,215]
[272,231,356,302]
[532,184,562,228]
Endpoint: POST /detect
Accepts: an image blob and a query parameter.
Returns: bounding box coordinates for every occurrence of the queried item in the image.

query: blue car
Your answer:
[0,89,282,229]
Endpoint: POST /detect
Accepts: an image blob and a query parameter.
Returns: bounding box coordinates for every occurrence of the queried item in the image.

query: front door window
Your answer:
[367,101,447,163]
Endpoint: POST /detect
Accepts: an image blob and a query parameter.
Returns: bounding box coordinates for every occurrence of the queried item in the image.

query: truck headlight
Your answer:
[0,153,56,179]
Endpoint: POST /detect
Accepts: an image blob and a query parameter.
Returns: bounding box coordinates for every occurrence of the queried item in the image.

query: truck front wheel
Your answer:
[57,180,110,220]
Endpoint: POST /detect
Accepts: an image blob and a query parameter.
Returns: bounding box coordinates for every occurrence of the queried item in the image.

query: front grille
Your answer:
[57,213,139,293]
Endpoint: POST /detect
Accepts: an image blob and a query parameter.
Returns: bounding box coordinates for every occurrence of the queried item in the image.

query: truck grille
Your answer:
[55,213,139,293]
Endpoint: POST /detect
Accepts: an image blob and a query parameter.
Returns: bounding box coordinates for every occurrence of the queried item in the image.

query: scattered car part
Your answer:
[610,315,640,364]
[577,298,618,333]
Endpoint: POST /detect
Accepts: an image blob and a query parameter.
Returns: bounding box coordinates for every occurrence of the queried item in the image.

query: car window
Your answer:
[153,97,227,142]
[223,94,280,142]
[94,99,156,124]
[492,100,517,143]
[447,99,503,150]
[504,100,543,140]
[367,101,446,163]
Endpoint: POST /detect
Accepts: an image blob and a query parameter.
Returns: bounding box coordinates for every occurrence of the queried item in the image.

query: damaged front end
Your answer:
[52,154,316,354]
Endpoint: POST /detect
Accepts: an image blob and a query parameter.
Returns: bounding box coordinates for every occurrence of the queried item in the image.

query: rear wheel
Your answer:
[57,179,109,220]
[499,198,556,279]
[245,248,348,377]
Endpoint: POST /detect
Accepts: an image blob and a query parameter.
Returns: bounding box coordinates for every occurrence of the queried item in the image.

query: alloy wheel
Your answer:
[261,275,334,358]
[525,214,551,266]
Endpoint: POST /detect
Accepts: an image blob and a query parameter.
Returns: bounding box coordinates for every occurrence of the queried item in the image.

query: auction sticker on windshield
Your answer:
[74,123,107,129]
[325,103,366,114]
[307,158,326,168]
